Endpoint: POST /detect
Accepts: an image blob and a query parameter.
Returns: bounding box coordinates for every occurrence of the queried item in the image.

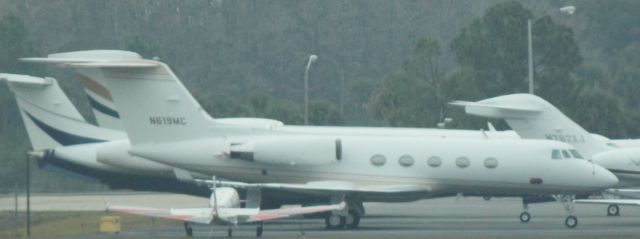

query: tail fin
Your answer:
[22,50,215,145]
[1,73,125,150]
[40,50,136,131]
[450,94,612,158]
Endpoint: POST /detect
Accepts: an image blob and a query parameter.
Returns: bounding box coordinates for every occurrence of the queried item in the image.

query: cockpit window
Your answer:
[562,150,571,159]
[551,149,562,159]
[569,149,583,159]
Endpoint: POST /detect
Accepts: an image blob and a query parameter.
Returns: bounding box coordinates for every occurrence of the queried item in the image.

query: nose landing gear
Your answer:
[554,195,578,228]
[564,215,578,228]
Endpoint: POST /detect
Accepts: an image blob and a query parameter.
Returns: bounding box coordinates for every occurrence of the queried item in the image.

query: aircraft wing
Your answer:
[607,188,640,194]
[245,202,346,222]
[574,199,640,206]
[107,205,214,224]
[200,180,429,196]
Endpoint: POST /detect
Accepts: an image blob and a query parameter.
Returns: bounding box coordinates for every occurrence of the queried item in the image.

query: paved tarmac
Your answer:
[2,193,639,238]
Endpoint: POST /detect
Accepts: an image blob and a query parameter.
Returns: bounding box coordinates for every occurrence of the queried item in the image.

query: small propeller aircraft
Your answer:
[107,177,345,237]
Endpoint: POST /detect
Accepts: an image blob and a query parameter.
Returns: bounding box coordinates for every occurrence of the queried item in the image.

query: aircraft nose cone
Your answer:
[593,163,619,188]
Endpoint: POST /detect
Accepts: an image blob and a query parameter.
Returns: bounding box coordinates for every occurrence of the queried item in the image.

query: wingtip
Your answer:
[448,100,473,106]
[19,57,51,63]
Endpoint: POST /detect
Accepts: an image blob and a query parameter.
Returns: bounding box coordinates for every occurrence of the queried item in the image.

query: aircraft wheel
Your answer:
[565,216,578,228]
[256,225,263,237]
[519,212,531,223]
[183,222,193,237]
[607,204,620,216]
[325,214,346,230]
[345,210,361,229]
[228,228,233,237]
[186,227,193,237]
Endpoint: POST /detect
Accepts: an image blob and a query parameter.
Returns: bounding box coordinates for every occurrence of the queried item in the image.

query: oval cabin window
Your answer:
[484,157,498,169]
[455,157,470,168]
[427,156,442,167]
[399,155,415,167]
[370,154,386,166]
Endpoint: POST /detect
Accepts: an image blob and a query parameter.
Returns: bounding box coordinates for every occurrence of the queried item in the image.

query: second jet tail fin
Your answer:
[1,73,125,150]
[451,94,612,158]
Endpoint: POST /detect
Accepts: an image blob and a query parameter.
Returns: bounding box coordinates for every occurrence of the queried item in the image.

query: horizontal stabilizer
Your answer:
[20,50,143,64]
[449,100,541,119]
[21,58,159,68]
[0,73,51,86]
[67,61,160,68]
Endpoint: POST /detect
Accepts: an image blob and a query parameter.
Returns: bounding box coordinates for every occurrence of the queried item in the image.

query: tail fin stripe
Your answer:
[87,94,120,118]
[25,111,106,146]
[78,74,113,101]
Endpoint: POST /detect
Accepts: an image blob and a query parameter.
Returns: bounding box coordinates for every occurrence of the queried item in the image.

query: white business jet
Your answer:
[0,69,542,220]
[1,69,520,204]
[21,51,619,229]
[451,93,640,216]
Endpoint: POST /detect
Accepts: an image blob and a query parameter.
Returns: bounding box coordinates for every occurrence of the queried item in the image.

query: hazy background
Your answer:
[1,0,639,192]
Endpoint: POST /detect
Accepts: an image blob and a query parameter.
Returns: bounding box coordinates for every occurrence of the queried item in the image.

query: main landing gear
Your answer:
[256,222,264,237]
[325,214,346,229]
[519,211,531,223]
[607,204,620,216]
[325,209,362,229]
[325,201,363,230]
[183,222,193,237]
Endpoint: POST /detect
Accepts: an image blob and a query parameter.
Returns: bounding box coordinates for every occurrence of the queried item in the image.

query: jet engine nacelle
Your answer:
[230,136,342,166]
[96,140,173,176]
[210,187,241,208]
